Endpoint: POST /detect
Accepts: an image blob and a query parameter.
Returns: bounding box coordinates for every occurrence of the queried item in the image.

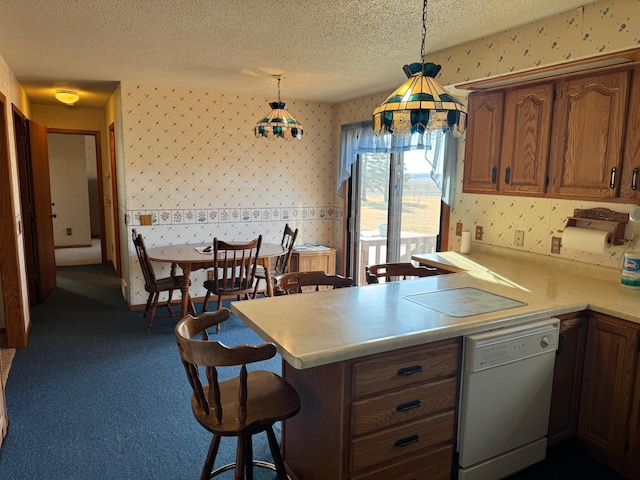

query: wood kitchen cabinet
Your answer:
[282,338,460,480]
[620,66,640,200]
[462,91,504,193]
[548,312,588,446]
[462,63,640,201]
[500,83,554,195]
[464,84,554,196]
[548,70,630,198]
[578,312,640,478]
[289,246,336,274]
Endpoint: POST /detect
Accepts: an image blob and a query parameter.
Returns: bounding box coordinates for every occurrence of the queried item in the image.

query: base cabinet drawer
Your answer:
[349,443,453,480]
[351,377,457,436]
[353,340,459,398]
[350,410,455,472]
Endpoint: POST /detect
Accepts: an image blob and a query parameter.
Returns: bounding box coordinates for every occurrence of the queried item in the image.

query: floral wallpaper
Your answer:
[122,0,640,306]
[121,84,341,304]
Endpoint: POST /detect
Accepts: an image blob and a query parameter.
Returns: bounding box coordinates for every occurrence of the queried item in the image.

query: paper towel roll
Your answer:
[460,231,472,254]
[562,226,611,253]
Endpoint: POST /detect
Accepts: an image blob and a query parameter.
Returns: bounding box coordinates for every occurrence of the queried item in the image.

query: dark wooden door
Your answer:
[26,120,56,300]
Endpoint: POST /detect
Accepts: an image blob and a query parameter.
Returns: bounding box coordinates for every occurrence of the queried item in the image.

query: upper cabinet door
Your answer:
[463,91,504,194]
[549,70,630,198]
[620,67,640,200]
[500,83,554,195]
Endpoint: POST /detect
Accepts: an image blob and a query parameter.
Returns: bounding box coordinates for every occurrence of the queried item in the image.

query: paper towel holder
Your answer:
[559,208,629,246]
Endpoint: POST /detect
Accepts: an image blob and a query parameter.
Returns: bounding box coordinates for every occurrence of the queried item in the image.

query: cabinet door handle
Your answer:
[394,435,420,448]
[491,166,497,184]
[396,400,422,412]
[632,167,639,191]
[397,365,423,376]
[610,167,617,189]
[505,167,511,185]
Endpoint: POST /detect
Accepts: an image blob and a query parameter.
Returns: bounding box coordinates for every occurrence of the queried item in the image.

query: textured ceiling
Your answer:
[0,0,598,108]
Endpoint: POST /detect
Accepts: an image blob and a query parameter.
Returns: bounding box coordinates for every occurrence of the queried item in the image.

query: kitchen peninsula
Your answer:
[231,245,640,479]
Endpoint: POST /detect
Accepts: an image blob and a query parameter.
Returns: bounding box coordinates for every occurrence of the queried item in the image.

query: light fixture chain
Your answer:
[277,77,282,103]
[421,0,427,62]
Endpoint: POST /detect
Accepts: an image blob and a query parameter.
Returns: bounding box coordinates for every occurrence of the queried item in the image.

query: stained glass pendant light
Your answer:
[254,75,304,141]
[372,0,467,137]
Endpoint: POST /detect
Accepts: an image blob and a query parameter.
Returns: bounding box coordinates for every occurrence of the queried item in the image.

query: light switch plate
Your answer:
[139,214,153,226]
[456,222,463,236]
[515,230,524,247]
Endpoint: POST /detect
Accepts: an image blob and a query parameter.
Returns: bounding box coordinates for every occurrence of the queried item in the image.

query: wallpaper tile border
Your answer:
[126,206,343,226]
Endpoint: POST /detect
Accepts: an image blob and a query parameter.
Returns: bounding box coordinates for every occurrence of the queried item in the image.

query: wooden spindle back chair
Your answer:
[202,236,262,331]
[275,270,354,294]
[175,309,300,479]
[253,224,298,298]
[365,262,441,284]
[131,229,195,329]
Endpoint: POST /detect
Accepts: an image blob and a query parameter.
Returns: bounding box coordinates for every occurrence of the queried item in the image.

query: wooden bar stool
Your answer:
[175,309,301,479]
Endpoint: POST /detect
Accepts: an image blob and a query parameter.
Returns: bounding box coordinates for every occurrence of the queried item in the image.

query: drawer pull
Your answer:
[396,400,422,412]
[394,435,420,448]
[397,365,423,376]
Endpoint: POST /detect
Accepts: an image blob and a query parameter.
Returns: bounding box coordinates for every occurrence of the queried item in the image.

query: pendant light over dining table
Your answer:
[372,0,467,137]
[254,74,304,141]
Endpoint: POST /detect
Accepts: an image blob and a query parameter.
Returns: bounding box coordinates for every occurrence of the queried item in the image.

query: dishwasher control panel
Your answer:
[464,318,559,372]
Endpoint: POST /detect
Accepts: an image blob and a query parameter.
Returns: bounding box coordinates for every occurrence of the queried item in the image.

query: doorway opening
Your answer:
[47,129,106,267]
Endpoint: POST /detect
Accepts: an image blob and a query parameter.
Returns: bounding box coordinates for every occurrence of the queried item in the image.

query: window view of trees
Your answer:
[359,151,441,236]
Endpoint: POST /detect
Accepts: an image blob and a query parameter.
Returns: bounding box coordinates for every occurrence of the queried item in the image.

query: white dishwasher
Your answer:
[457,318,559,480]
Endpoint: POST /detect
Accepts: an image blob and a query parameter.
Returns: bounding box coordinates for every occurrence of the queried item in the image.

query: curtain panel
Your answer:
[338,121,457,205]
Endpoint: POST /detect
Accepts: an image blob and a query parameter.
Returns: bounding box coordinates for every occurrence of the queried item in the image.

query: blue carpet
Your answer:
[0,265,283,479]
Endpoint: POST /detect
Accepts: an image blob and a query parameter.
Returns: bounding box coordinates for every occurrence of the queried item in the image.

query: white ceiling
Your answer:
[0,0,599,108]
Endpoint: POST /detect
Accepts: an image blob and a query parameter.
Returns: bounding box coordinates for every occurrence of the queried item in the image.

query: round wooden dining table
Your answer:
[146,242,286,317]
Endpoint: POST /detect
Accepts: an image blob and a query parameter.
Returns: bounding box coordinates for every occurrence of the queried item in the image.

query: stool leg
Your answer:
[266,426,288,479]
[245,436,254,480]
[201,434,221,480]
[234,436,245,480]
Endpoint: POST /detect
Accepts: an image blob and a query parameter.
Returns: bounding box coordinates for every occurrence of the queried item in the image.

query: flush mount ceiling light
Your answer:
[254,75,303,141]
[372,0,467,137]
[54,91,80,105]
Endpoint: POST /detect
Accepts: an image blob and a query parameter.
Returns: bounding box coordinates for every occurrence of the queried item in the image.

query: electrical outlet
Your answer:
[551,237,562,254]
[207,269,215,281]
[514,230,524,247]
[456,222,463,236]
[66,228,72,236]
[475,226,483,241]
[139,214,153,226]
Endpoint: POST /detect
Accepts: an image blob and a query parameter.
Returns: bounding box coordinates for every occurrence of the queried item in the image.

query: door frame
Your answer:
[47,128,107,265]
[12,106,37,303]
[109,123,121,277]
[1,93,29,347]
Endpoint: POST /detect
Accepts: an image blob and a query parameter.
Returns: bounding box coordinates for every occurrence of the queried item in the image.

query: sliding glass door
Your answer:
[347,149,442,284]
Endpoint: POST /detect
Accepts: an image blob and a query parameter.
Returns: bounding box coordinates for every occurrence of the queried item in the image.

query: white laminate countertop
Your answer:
[231,245,640,370]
